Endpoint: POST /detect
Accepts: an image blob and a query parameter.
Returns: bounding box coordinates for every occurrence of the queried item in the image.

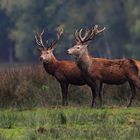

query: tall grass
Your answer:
[0,64,92,108]
[0,108,140,140]
[0,64,140,108]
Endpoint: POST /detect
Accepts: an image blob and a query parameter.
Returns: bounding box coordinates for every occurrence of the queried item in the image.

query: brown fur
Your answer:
[83,57,139,85]
[69,47,140,107]
[35,29,102,106]
[67,26,140,107]
[42,53,103,106]
[43,59,85,85]
[42,57,87,106]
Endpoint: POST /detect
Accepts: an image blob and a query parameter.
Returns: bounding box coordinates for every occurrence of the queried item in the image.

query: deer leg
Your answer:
[98,82,103,107]
[91,81,99,108]
[91,87,97,108]
[60,83,68,106]
[65,84,69,106]
[133,79,140,89]
[127,81,136,107]
[87,79,98,108]
[129,75,140,89]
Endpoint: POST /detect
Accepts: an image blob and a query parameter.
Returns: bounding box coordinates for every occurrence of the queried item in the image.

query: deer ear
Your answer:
[83,44,88,48]
[37,48,42,51]
[51,44,57,51]
[47,47,53,52]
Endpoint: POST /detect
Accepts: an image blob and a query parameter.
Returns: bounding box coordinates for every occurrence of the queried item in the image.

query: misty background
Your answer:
[0,0,140,64]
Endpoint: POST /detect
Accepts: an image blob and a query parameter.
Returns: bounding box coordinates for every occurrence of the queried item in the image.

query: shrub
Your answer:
[0,64,140,108]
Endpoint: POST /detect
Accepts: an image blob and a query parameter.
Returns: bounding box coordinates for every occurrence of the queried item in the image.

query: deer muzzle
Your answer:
[40,56,44,61]
[67,48,73,55]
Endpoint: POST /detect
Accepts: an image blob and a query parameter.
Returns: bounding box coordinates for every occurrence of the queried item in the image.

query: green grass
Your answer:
[0,107,140,140]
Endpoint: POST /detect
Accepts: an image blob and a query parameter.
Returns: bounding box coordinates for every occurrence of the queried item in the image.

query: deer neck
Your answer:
[43,55,58,75]
[76,50,92,72]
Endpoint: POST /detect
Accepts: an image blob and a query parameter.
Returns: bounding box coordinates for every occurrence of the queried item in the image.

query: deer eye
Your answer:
[76,46,80,49]
[45,51,50,54]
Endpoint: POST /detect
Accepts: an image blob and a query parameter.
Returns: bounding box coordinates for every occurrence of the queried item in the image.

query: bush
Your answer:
[0,64,56,108]
[0,64,91,108]
[0,64,140,108]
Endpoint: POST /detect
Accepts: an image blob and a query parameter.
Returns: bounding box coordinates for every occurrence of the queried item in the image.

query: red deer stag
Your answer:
[67,25,140,107]
[35,28,103,106]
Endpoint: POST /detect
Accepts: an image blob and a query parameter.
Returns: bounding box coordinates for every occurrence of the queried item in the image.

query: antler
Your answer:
[75,25,106,44]
[35,30,46,49]
[49,27,63,49]
[92,25,106,35]
[35,28,63,50]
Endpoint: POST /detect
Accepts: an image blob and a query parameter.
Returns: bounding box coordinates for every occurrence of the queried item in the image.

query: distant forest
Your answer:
[0,0,140,62]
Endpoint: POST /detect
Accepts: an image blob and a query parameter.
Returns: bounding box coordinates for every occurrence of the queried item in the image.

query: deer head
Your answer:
[35,28,63,63]
[67,25,106,58]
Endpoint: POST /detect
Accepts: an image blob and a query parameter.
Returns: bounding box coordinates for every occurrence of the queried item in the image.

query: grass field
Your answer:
[0,107,140,140]
[0,65,140,139]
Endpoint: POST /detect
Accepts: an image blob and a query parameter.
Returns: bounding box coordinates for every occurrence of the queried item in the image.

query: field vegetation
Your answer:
[0,107,140,140]
[0,64,140,109]
[0,65,140,139]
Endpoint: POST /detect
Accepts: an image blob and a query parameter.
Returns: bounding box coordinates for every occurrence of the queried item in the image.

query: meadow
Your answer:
[0,64,140,139]
[0,107,140,140]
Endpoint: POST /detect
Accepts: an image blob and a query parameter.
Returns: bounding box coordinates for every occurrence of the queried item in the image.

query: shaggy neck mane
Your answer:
[43,55,58,75]
[76,50,92,72]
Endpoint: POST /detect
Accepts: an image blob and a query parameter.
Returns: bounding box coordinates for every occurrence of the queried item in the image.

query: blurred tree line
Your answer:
[0,0,140,62]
